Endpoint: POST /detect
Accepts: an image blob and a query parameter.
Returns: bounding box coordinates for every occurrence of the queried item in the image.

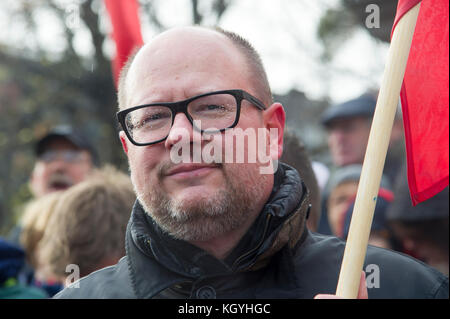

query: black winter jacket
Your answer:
[55,164,448,299]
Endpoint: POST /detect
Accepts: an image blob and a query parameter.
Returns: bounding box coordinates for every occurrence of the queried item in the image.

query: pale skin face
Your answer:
[119,28,368,300]
[30,138,93,197]
[119,27,285,260]
[327,117,371,167]
[327,181,359,236]
[327,180,392,249]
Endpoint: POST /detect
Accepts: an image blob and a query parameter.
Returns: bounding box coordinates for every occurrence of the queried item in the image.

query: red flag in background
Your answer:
[392,0,449,205]
[104,0,144,86]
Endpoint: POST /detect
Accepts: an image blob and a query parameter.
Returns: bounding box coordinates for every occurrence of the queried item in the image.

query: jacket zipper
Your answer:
[231,213,272,271]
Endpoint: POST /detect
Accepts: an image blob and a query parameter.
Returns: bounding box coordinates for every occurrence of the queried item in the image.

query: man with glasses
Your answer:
[55,26,447,299]
[29,125,97,197]
[6,125,97,295]
[8,126,96,242]
[9,125,97,242]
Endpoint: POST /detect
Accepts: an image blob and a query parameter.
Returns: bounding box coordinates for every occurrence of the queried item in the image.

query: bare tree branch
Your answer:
[140,1,166,31]
[191,0,203,24]
[46,1,81,66]
[80,0,108,70]
[213,0,229,21]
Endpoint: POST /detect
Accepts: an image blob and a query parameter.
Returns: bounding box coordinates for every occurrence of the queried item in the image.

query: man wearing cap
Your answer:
[318,94,404,235]
[321,93,404,181]
[29,125,97,197]
[9,126,97,239]
[6,125,98,294]
[321,93,377,168]
[8,126,96,246]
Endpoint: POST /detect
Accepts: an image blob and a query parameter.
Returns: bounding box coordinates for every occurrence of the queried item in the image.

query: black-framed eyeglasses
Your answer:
[117,89,267,146]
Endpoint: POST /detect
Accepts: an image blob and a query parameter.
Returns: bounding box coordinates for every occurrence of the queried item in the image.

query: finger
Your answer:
[358,270,369,299]
[314,294,342,299]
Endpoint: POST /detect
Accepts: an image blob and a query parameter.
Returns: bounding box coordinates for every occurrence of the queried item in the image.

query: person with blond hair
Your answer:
[20,192,62,271]
[37,166,135,287]
[18,192,63,296]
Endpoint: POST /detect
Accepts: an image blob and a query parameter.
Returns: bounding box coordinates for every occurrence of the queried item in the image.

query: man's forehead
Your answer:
[133,28,230,67]
[123,27,246,104]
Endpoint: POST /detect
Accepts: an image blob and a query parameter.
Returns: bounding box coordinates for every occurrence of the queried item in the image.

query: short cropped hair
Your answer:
[214,27,273,106]
[117,26,273,110]
[37,166,136,279]
[117,47,141,111]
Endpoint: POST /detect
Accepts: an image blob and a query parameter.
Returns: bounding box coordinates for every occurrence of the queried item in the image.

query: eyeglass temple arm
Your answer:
[243,92,267,110]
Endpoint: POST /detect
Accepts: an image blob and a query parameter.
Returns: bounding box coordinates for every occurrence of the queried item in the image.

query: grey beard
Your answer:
[132,166,268,242]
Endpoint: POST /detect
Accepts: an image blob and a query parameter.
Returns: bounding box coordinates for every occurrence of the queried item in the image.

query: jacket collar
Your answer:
[125,163,310,298]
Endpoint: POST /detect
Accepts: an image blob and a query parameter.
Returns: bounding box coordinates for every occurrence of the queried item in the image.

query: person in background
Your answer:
[36,166,135,287]
[322,94,375,168]
[19,192,63,296]
[0,238,47,299]
[317,93,404,235]
[1,197,47,298]
[280,131,321,232]
[320,93,404,183]
[29,125,98,197]
[386,163,449,276]
[55,26,447,299]
[325,164,396,249]
[7,125,99,293]
[20,192,62,271]
[9,125,98,243]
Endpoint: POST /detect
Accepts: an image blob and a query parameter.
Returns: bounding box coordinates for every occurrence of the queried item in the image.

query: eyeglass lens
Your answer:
[39,150,83,163]
[125,93,238,144]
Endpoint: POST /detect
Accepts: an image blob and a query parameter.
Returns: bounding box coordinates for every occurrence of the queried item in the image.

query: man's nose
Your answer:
[164,113,194,149]
[329,129,347,143]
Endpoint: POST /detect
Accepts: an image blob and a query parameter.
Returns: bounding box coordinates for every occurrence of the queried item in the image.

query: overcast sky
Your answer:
[0,0,389,104]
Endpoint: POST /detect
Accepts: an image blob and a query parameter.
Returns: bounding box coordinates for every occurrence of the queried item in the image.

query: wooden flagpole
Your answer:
[335,3,421,298]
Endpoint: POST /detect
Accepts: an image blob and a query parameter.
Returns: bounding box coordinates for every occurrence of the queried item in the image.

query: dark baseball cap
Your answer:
[35,125,99,166]
[321,93,377,127]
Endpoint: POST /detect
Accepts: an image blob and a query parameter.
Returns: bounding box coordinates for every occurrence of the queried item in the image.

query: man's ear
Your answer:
[119,131,129,155]
[262,102,285,160]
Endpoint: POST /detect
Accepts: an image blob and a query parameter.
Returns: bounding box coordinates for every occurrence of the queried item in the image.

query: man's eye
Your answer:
[199,104,226,112]
[145,113,165,121]
[136,112,170,128]
[208,104,224,110]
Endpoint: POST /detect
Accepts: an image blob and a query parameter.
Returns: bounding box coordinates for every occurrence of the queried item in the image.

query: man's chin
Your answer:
[168,185,220,205]
[140,193,233,242]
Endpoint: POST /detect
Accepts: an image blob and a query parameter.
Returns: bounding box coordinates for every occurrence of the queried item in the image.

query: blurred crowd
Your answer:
[317,93,448,276]
[0,91,448,298]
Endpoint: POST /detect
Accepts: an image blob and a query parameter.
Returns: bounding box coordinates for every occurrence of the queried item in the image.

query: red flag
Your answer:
[392,0,449,205]
[104,0,144,86]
